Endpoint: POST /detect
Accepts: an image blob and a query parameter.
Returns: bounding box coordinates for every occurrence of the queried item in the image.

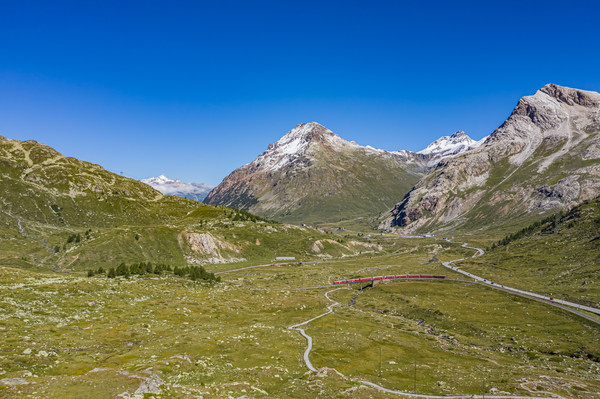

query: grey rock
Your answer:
[381,84,600,233]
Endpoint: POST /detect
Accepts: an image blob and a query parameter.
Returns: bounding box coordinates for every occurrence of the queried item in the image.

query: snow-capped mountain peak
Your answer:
[273,122,353,151]
[417,130,479,156]
[269,122,326,155]
[141,175,213,202]
[252,123,484,174]
[255,122,359,172]
[146,174,172,184]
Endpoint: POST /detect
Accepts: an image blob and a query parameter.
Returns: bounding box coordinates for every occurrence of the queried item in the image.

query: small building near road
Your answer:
[276,256,295,261]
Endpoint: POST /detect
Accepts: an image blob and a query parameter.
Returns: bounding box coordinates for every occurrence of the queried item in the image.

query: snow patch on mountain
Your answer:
[250,123,484,174]
[254,122,362,172]
[411,131,486,168]
[418,131,483,156]
[386,131,485,168]
[141,174,213,201]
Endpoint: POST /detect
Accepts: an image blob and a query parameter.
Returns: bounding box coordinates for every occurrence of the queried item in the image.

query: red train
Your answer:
[333,274,445,285]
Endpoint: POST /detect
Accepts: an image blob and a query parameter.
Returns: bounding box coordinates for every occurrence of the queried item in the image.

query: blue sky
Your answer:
[1,0,599,185]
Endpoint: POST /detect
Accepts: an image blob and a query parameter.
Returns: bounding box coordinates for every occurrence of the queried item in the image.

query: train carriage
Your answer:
[333,274,445,285]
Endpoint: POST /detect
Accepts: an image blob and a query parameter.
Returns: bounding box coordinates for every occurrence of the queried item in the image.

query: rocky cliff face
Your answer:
[380,84,600,233]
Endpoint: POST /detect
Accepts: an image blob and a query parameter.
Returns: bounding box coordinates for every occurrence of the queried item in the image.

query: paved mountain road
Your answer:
[443,242,600,320]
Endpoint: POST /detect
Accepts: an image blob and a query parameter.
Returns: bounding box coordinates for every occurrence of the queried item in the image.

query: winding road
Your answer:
[443,243,600,321]
[286,241,577,398]
[288,288,343,371]
[287,285,561,398]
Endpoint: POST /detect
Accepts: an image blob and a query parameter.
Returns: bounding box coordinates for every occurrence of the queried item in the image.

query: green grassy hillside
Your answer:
[265,153,422,226]
[461,196,600,307]
[0,136,380,272]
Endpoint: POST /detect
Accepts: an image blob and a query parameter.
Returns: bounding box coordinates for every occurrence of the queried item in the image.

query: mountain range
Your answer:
[3,83,598,259]
[141,174,213,201]
[381,84,600,234]
[205,84,600,233]
[204,123,479,225]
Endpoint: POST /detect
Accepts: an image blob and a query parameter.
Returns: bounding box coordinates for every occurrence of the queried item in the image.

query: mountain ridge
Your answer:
[380,83,600,234]
[0,135,373,271]
[205,122,479,225]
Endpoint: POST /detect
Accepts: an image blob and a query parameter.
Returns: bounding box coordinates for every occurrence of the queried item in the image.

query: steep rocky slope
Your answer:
[205,123,479,225]
[381,84,600,234]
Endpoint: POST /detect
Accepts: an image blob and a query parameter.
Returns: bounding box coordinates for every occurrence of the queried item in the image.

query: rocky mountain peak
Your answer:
[286,122,332,138]
[256,122,357,172]
[141,174,213,201]
[417,130,480,157]
[204,122,427,223]
[539,83,600,107]
[492,84,600,141]
[271,122,344,150]
[381,84,600,234]
[450,130,468,140]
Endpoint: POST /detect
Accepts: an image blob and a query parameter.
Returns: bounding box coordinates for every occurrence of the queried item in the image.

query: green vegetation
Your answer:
[225,208,273,223]
[1,237,598,397]
[490,211,566,249]
[0,136,377,273]
[264,158,422,226]
[89,262,221,283]
[1,135,599,397]
[324,280,600,396]
[173,265,220,282]
[461,196,600,307]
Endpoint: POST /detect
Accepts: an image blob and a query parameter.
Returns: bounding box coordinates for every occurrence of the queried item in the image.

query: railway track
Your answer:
[284,237,600,397]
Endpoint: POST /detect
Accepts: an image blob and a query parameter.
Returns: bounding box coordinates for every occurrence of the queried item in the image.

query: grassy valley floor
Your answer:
[0,238,599,398]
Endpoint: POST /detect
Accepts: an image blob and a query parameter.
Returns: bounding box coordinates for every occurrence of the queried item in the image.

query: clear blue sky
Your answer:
[1,0,599,185]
